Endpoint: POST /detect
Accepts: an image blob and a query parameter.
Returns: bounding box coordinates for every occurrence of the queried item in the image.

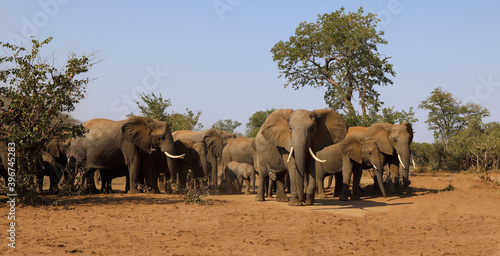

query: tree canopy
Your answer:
[212,119,242,134]
[0,37,95,203]
[245,109,276,137]
[271,7,395,126]
[130,92,203,131]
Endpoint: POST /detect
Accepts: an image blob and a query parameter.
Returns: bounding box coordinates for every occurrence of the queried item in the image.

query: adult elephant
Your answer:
[38,138,72,194]
[173,138,207,190]
[350,122,413,193]
[173,129,236,185]
[306,133,387,203]
[221,136,256,192]
[254,109,348,206]
[68,116,184,194]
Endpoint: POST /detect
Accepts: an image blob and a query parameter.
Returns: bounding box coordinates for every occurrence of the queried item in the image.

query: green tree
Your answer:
[246,109,276,137]
[377,106,418,124]
[212,119,241,134]
[418,87,489,149]
[0,37,95,203]
[271,7,395,126]
[130,92,203,131]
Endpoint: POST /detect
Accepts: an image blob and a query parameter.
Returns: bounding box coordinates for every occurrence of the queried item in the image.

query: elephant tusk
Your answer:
[411,154,416,170]
[373,165,378,170]
[164,151,185,159]
[287,146,294,163]
[398,154,406,169]
[309,147,326,163]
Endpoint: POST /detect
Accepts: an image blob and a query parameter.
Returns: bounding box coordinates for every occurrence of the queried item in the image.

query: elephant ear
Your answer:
[46,139,61,158]
[402,122,414,142]
[203,128,225,158]
[365,123,393,155]
[260,109,293,151]
[340,135,363,164]
[312,109,348,150]
[122,116,153,153]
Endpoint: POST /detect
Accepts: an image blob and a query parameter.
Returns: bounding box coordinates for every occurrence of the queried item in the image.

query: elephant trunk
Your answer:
[396,145,411,187]
[291,137,308,203]
[373,165,387,198]
[161,134,178,190]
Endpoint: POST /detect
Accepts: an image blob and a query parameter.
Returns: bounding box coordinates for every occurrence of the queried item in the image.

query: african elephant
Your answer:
[173,138,207,190]
[94,165,130,193]
[221,136,256,193]
[349,122,413,193]
[37,138,72,194]
[220,161,256,194]
[254,109,348,206]
[67,116,184,194]
[173,129,236,185]
[306,133,387,203]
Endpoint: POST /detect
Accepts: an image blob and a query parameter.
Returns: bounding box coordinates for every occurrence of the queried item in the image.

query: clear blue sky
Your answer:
[1,1,499,142]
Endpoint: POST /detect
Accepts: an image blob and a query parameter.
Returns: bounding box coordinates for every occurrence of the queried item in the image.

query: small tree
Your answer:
[212,119,241,134]
[0,37,95,203]
[130,92,203,131]
[245,109,276,137]
[271,8,395,126]
[419,87,489,149]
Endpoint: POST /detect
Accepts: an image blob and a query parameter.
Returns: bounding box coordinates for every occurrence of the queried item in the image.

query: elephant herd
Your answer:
[0,109,413,206]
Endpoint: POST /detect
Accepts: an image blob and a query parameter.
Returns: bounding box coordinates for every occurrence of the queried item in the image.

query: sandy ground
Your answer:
[1,171,500,255]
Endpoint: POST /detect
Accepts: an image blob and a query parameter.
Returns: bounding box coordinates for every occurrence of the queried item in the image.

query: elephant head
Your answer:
[203,128,237,158]
[46,138,71,160]
[174,138,209,180]
[260,109,348,205]
[340,134,387,198]
[365,122,413,187]
[121,116,184,187]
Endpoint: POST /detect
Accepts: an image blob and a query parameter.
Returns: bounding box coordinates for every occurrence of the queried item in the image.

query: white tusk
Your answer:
[164,151,185,159]
[287,146,294,163]
[398,154,406,169]
[411,154,416,170]
[309,147,326,163]
[373,165,378,170]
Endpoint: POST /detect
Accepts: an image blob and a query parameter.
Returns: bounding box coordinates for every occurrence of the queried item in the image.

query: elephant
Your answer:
[254,109,348,206]
[172,138,207,191]
[94,165,130,193]
[305,133,387,203]
[349,122,413,193]
[67,116,184,194]
[173,129,236,185]
[219,161,256,194]
[221,136,256,193]
[36,138,72,194]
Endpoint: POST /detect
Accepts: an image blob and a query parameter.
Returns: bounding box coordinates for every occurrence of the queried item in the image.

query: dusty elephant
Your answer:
[94,165,130,193]
[254,109,348,206]
[36,138,72,194]
[172,138,207,190]
[173,129,236,185]
[305,133,388,203]
[349,122,413,194]
[221,136,256,192]
[220,161,256,194]
[67,116,184,194]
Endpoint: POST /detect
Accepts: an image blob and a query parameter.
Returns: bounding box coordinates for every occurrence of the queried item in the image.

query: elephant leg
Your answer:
[340,160,353,201]
[275,173,289,203]
[316,167,327,199]
[351,168,362,200]
[254,158,266,201]
[236,174,244,194]
[266,176,274,198]
[244,178,251,195]
[388,160,402,194]
[36,170,44,194]
[86,168,99,194]
[333,172,343,197]
[126,150,142,194]
[305,168,316,206]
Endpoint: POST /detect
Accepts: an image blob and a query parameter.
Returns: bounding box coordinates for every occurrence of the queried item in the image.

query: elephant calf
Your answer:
[220,162,255,195]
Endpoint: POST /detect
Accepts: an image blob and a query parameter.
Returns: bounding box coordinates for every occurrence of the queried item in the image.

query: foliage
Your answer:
[211,119,242,134]
[130,92,203,131]
[418,87,489,148]
[245,109,276,137]
[0,37,95,204]
[181,172,209,205]
[271,7,395,125]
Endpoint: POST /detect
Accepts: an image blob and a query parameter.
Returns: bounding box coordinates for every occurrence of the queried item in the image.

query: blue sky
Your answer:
[1,1,499,142]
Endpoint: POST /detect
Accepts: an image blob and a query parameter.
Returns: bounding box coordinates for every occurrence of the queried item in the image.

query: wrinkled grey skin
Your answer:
[220,161,256,194]
[254,109,348,206]
[350,122,414,193]
[173,129,236,185]
[67,116,180,194]
[221,136,256,193]
[172,138,207,190]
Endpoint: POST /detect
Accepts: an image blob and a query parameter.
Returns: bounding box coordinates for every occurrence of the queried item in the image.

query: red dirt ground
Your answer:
[1,171,500,255]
